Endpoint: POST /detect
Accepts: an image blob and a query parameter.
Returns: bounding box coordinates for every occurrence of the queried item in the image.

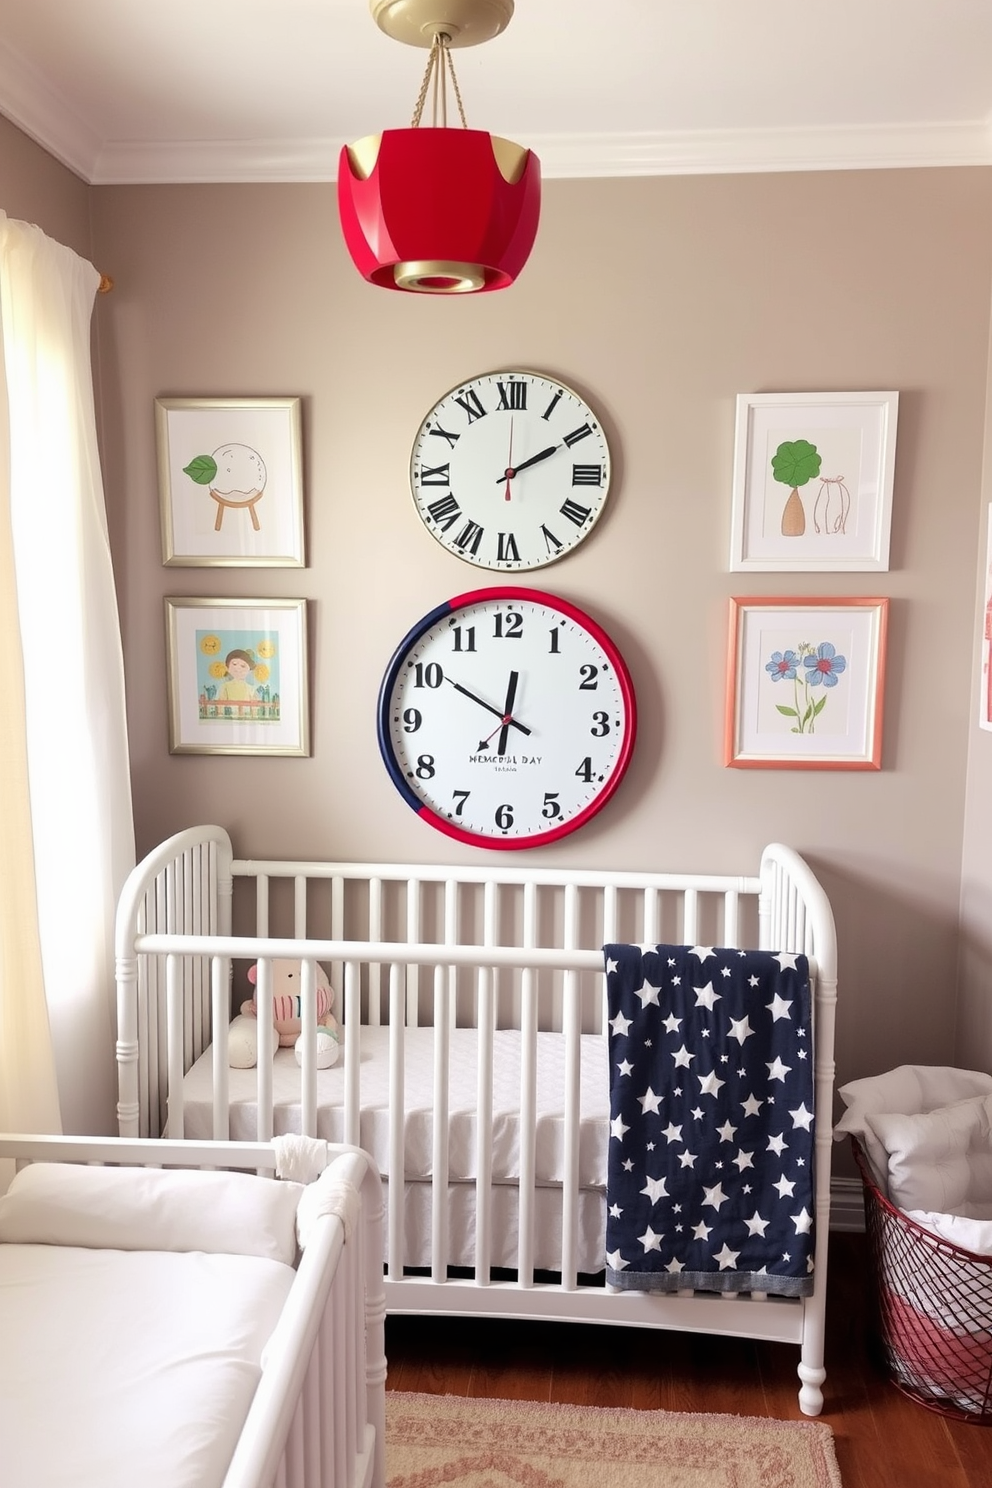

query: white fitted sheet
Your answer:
[0,1244,294,1488]
[182,1026,611,1187]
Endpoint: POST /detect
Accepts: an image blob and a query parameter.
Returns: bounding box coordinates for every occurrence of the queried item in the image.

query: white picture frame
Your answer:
[156,396,305,567]
[729,391,898,572]
[165,597,310,756]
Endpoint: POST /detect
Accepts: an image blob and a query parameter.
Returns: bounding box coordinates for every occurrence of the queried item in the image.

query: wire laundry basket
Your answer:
[852,1137,992,1423]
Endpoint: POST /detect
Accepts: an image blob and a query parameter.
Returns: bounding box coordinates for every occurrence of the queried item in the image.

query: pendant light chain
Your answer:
[410,33,468,129]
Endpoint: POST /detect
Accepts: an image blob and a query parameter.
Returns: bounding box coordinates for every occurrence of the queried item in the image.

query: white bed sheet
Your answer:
[182,1026,611,1187]
[0,1244,294,1488]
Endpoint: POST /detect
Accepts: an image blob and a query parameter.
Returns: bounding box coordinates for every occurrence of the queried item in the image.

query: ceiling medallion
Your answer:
[337,0,541,294]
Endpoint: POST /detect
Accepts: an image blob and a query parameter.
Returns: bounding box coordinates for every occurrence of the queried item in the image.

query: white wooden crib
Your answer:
[0,1132,386,1488]
[115,824,838,1415]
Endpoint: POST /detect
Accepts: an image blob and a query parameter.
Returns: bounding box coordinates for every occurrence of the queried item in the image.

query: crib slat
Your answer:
[431,963,451,1283]
[387,963,405,1279]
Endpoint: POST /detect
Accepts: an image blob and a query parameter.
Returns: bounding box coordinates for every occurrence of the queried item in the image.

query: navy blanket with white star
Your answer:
[603,943,815,1297]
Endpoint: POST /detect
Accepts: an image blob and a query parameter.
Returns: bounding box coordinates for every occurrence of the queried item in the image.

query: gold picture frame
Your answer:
[156,396,305,567]
[165,597,310,756]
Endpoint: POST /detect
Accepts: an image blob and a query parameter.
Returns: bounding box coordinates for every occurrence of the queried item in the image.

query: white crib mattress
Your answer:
[181,1026,611,1188]
[0,1243,294,1488]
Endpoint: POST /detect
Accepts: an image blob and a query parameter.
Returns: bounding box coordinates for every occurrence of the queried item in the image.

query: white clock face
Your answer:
[410,371,611,572]
[378,588,636,849]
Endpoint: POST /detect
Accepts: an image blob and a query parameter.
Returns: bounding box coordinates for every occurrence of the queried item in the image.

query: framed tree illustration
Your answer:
[729,392,898,572]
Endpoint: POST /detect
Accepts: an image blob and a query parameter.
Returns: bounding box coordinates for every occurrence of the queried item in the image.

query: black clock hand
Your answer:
[449,679,532,736]
[496,444,559,483]
[496,670,519,756]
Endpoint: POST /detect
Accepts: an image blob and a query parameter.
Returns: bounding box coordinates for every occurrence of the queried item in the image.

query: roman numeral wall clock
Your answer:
[410,370,612,571]
[377,587,637,849]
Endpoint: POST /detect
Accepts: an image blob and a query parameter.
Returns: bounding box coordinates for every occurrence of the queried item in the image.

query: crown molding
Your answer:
[88,117,992,186]
[0,41,101,182]
[1,24,989,192]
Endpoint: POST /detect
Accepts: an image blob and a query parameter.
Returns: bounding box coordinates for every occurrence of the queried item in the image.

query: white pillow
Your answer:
[0,1163,304,1264]
[834,1065,992,1184]
[866,1094,992,1216]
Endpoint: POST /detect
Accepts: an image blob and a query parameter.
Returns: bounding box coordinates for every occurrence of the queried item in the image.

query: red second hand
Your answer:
[503,417,514,500]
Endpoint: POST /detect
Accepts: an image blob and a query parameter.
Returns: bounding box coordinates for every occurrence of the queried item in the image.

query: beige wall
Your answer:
[7,131,992,1146]
[0,113,90,253]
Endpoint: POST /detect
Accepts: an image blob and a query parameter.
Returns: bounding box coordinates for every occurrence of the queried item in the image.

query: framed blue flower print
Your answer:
[725,597,889,769]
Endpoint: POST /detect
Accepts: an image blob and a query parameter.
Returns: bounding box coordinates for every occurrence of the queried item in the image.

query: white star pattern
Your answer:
[605,942,814,1293]
[694,982,721,1011]
[641,1175,668,1203]
[701,1182,729,1210]
[728,1015,753,1045]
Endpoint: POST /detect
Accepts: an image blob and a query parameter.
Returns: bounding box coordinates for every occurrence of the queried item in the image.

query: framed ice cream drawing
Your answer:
[725,596,888,769]
[165,597,310,755]
[156,397,305,566]
[729,391,898,572]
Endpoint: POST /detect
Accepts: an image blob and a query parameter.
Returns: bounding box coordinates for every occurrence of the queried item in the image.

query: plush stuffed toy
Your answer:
[227,958,340,1070]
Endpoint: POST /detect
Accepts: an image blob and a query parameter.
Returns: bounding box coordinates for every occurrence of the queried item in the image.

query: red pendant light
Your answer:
[338,0,541,294]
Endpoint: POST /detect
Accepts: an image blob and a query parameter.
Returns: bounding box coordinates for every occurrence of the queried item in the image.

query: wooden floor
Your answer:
[384,1232,992,1488]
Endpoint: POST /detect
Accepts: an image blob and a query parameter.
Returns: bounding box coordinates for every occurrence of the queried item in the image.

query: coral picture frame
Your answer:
[725,596,889,769]
[729,391,898,572]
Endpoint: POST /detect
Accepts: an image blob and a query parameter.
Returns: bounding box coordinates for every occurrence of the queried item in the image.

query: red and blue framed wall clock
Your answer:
[377,587,637,849]
[409,370,611,571]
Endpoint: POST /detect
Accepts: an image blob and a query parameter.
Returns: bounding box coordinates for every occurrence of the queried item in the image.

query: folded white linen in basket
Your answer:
[904,1207,992,1256]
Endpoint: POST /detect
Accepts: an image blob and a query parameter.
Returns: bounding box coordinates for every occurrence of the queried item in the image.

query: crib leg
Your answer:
[797,1358,825,1417]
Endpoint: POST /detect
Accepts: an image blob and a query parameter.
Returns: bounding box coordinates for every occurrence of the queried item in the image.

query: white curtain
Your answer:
[0,213,134,1135]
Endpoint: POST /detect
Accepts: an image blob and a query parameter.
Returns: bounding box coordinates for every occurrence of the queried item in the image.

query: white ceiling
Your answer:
[2,0,992,185]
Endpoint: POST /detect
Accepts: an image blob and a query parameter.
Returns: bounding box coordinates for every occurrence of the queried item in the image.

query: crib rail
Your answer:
[0,1135,386,1488]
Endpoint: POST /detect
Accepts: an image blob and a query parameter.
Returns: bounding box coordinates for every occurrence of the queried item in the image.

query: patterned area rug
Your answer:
[385,1391,842,1488]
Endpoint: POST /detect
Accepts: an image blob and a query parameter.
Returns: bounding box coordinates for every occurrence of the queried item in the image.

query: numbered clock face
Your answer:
[377,588,637,849]
[410,370,611,571]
